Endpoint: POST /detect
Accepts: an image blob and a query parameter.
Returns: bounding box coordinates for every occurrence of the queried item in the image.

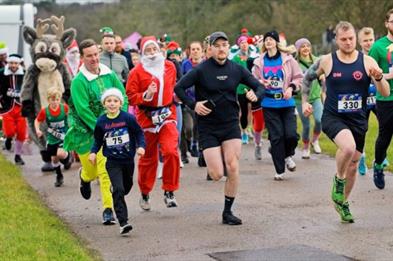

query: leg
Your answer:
[123,161,134,196]
[333,129,356,179]
[222,139,242,197]
[374,101,393,165]
[283,107,299,158]
[106,161,128,226]
[96,150,113,210]
[264,108,286,174]
[345,151,362,200]
[138,131,159,195]
[203,147,225,180]
[296,103,311,150]
[159,123,180,192]
[238,94,249,144]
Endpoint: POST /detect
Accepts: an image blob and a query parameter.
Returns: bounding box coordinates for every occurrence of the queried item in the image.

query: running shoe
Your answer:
[358,155,367,176]
[139,194,151,211]
[274,173,285,181]
[302,149,310,159]
[331,176,345,204]
[334,201,354,223]
[79,168,91,200]
[120,223,133,235]
[373,163,385,190]
[311,140,322,154]
[222,211,242,225]
[241,133,249,145]
[14,154,25,165]
[285,156,296,171]
[102,208,116,225]
[255,145,262,160]
[164,191,178,208]
[54,174,64,187]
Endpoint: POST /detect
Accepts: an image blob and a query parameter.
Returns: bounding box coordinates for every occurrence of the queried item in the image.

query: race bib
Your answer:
[106,133,130,147]
[338,94,362,113]
[47,128,65,141]
[367,95,376,106]
[151,107,172,125]
[268,80,284,89]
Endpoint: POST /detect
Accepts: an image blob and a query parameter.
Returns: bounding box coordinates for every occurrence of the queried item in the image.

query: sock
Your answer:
[254,132,261,146]
[303,140,310,150]
[224,195,235,213]
[312,132,320,143]
[54,165,62,176]
[15,140,23,155]
[142,193,149,200]
[374,162,384,170]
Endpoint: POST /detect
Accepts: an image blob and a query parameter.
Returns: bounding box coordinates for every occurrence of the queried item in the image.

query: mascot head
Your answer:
[23,16,76,72]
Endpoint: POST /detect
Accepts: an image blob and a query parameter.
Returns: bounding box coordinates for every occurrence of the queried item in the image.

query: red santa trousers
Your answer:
[138,122,180,195]
[2,104,27,141]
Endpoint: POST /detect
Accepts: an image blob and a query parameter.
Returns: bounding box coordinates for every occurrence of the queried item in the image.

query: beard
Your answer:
[141,52,165,79]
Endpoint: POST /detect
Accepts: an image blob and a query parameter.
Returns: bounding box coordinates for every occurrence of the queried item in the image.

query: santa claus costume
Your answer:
[64,40,82,79]
[126,36,180,209]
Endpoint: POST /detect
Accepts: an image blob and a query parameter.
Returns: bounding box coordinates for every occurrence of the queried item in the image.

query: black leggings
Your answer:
[375,101,393,165]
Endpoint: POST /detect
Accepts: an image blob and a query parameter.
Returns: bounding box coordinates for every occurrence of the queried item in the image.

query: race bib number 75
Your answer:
[106,134,129,147]
[338,94,362,113]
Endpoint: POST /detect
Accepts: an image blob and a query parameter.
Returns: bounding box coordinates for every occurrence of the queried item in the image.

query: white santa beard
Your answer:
[141,53,166,106]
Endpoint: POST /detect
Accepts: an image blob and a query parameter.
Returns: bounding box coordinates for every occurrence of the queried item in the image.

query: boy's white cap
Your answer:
[101,88,124,104]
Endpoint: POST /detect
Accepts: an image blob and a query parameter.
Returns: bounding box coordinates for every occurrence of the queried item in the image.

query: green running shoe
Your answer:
[334,201,354,223]
[331,176,346,205]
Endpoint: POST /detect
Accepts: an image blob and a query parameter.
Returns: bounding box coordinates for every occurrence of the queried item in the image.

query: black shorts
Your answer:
[47,142,63,156]
[322,112,366,152]
[198,121,241,150]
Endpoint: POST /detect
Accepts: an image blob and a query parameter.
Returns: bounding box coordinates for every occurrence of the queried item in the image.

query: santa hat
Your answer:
[67,39,79,52]
[101,88,124,104]
[166,41,182,57]
[6,53,22,63]
[140,36,160,55]
[0,41,8,55]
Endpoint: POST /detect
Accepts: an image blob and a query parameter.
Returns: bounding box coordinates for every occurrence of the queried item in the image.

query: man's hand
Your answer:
[283,87,293,100]
[246,89,257,102]
[136,147,145,156]
[259,77,271,86]
[369,67,383,81]
[195,100,212,116]
[145,81,158,100]
[88,153,97,165]
[302,102,313,117]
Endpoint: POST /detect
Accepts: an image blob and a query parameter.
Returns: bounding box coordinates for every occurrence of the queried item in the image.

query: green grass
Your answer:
[298,113,393,172]
[0,153,100,261]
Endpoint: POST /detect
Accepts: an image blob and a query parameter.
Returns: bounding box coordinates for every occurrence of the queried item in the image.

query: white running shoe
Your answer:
[285,156,296,172]
[312,140,322,154]
[302,149,310,159]
[274,173,285,180]
[179,158,184,168]
[139,195,151,211]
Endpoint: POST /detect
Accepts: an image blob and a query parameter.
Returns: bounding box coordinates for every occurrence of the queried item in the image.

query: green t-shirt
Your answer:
[295,56,322,105]
[368,36,393,101]
[232,54,250,94]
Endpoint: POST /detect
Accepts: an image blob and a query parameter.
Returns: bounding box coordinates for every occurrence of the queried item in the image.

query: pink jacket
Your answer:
[252,52,303,92]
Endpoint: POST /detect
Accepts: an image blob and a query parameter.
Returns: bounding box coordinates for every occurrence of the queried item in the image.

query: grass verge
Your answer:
[0,153,100,261]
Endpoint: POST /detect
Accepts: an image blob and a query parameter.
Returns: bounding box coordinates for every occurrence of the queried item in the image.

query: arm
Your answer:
[174,68,199,110]
[287,57,304,92]
[240,65,265,100]
[20,65,38,117]
[34,108,46,138]
[59,64,72,102]
[128,114,145,156]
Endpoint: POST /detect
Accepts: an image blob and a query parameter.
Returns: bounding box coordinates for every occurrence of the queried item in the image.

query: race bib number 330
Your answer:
[338,93,362,113]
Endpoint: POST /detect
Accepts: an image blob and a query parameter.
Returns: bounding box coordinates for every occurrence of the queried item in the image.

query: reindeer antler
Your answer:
[50,16,65,40]
[36,18,50,38]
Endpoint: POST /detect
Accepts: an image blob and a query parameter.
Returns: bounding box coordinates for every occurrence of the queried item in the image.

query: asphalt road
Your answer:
[6,142,393,261]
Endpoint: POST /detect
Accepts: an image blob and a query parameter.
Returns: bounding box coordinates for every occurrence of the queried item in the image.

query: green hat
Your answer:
[100,27,114,37]
[0,41,8,55]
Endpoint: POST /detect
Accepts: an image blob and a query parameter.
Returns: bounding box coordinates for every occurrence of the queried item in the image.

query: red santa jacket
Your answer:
[126,60,177,130]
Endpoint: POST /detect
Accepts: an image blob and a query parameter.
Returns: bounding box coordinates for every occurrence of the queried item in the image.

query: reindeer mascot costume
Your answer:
[21,16,76,171]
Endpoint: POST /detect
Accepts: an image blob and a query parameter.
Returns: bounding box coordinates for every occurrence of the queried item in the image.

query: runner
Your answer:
[175,32,264,225]
[89,88,145,235]
[252,30,303,180]
[368,9,393,189]
[35,87,72,187]
[294,38,324,159]
[302,21,389,223]
[0,54,26,164]
[126,36,180,210]
[64,39,128,225]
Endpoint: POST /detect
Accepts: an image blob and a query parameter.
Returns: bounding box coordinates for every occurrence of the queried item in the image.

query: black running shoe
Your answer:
[373,164,385,190]
[79,168,91,200]
[54,174,64,187]
[14,154,25,165]
[120,223,133,235]
[222,211,242,225]
[102,208,116,225]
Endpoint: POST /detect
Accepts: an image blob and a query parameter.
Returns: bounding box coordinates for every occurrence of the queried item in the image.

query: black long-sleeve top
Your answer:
[174,57,265,124]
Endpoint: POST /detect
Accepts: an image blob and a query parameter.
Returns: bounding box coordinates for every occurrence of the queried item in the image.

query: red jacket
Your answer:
[126,60,177,130]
